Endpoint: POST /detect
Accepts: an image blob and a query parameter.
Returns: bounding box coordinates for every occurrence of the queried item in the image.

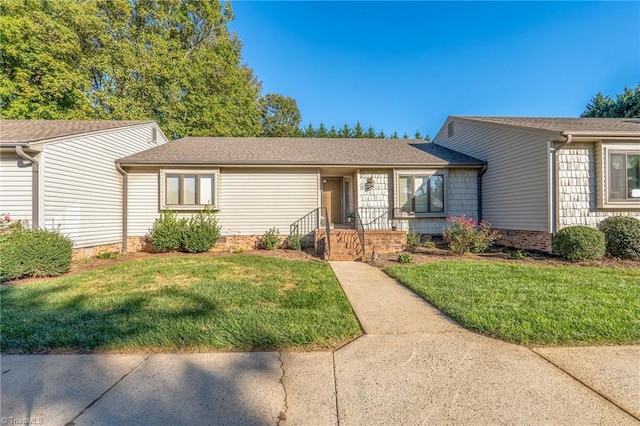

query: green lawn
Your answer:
[1,255,361,353]
[386,260,640,345]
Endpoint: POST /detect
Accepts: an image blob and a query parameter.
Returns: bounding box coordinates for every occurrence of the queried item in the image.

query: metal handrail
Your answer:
[289,207,331,258]
[354,209,365,258]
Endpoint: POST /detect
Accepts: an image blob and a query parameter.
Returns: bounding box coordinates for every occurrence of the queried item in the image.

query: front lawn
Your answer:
[0,255,361,353]
[386,260,640,345]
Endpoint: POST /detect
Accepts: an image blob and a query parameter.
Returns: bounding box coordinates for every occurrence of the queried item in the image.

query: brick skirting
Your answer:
[494,229,553,253]
[363,230,407,259]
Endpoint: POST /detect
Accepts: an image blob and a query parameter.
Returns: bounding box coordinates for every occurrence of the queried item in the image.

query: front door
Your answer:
[322,178,342,225]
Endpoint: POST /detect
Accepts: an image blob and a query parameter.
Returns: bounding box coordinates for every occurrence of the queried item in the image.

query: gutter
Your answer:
[477,162,488,221]
[15,146,39,229]
[116,162,128,252]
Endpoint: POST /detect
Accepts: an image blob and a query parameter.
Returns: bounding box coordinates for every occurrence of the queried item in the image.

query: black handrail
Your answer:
[289,207,330,258]
[354,209,365,258]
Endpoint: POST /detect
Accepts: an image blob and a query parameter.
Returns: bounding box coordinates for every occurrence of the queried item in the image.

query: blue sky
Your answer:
[229,1,640,137]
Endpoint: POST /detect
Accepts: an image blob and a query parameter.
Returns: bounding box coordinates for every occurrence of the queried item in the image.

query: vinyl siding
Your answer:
[0,150,33,223]
[216,168,319,235]
[558,142,640,228]
[357,168,478,234]
[434,120,551,232]
[43,125,166,247]
[127,168,320,237]
[127,169,159,237]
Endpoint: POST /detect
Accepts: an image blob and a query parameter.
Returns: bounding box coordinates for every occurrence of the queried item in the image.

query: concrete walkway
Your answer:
[2,261,639,425]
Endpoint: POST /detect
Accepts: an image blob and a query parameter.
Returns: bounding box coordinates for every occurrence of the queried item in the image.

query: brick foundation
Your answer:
[125,234,291,254]
[364,230,407,260]
[72,242,126,260]
[494,229,553,253]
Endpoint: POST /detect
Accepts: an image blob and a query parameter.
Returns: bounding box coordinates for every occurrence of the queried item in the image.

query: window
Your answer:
[396,172,445,215]
[609,151,640,202]
[161,169,218,209]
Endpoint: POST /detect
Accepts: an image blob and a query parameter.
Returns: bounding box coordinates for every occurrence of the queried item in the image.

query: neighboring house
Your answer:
[433,117,640,252]
[116,137,484,259]
[0,120,168,256]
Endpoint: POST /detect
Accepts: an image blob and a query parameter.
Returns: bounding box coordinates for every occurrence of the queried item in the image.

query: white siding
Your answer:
[558,143,640,228]
[127,169,159,237]
[434,119,551,232]
[127,167,321,237]
[0,150,33,223]
[217,168,319,235]
[43,125,166,247]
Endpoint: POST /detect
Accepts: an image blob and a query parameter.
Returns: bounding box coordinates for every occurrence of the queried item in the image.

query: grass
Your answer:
[386,260,640,345]
[1,255,361,353]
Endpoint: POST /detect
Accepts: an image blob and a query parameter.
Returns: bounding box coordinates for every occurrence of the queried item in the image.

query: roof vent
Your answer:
[447,122,454,137]
[151,127,157,143]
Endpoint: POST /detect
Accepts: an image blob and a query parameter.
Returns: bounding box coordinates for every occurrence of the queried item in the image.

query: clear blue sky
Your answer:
[229,1,640,137]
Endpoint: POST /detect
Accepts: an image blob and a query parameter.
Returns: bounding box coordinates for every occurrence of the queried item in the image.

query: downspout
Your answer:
[15,146,38,229]
[116,162,128,252]
[477,162,488,221]
[550,133,573,234]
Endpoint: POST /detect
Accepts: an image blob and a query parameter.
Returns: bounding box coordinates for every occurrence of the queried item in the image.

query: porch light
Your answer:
[365,176,375,191]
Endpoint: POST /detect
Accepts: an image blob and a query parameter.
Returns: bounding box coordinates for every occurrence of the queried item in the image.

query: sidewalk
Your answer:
[1,261,638,425]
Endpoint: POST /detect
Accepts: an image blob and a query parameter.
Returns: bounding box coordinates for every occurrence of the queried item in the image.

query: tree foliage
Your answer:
[299,121,430,140]
[0,0,267,138]
[260,93,301,137]
[581,84,640,118]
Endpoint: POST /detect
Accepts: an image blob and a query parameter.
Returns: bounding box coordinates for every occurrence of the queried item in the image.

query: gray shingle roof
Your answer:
[118,137,484,167]
[453,116,640,134]
[0,120,153,145]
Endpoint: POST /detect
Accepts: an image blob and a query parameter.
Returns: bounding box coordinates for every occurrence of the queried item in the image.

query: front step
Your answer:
[316,229,364,261]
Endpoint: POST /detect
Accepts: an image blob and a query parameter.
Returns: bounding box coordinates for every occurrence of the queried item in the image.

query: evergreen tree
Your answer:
[582,84,640,118]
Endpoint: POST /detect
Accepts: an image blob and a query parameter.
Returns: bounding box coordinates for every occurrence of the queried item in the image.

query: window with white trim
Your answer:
[609,151,640,202]
[395,171,446,215]
[160,169,218,210]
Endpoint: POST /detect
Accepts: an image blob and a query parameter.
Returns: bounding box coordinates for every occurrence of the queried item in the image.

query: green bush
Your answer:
[552,226,605,261]
[406,230,422,248]
[397,253,413,263]
[597,216,640,260]
[0,227,73,281]
[181,209,221,253]
[444,216,499,255]
[149,211,186,252]
[261,227,281,250]
[285,234,302,250]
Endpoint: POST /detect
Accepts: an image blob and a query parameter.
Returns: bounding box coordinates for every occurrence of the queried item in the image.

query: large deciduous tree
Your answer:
[1,0,265,138]
[259,93,301,137]
[581,84,640,118]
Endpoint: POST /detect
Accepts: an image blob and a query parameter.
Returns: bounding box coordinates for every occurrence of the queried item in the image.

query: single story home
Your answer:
[116,137,485,259]
[0,120,168,257]
[3,117,638,259]
[432,117,640,251]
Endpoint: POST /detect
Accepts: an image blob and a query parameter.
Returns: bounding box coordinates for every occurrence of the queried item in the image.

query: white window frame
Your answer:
[393,169,448,217]
[599,143,640,209]
[160,169,219,210]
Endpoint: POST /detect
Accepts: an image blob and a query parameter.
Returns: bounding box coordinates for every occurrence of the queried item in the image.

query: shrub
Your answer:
[149,210,186,252]
[285,234,302,250]
[181,209,221,253]
[0,227,73,281]
[552,226,605,261]
[597,216,640,260]
[510,249,529,260]
[261,227,281,250]
[443,216,500,255]
[406,230,422,248]
[397,253,413,263]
